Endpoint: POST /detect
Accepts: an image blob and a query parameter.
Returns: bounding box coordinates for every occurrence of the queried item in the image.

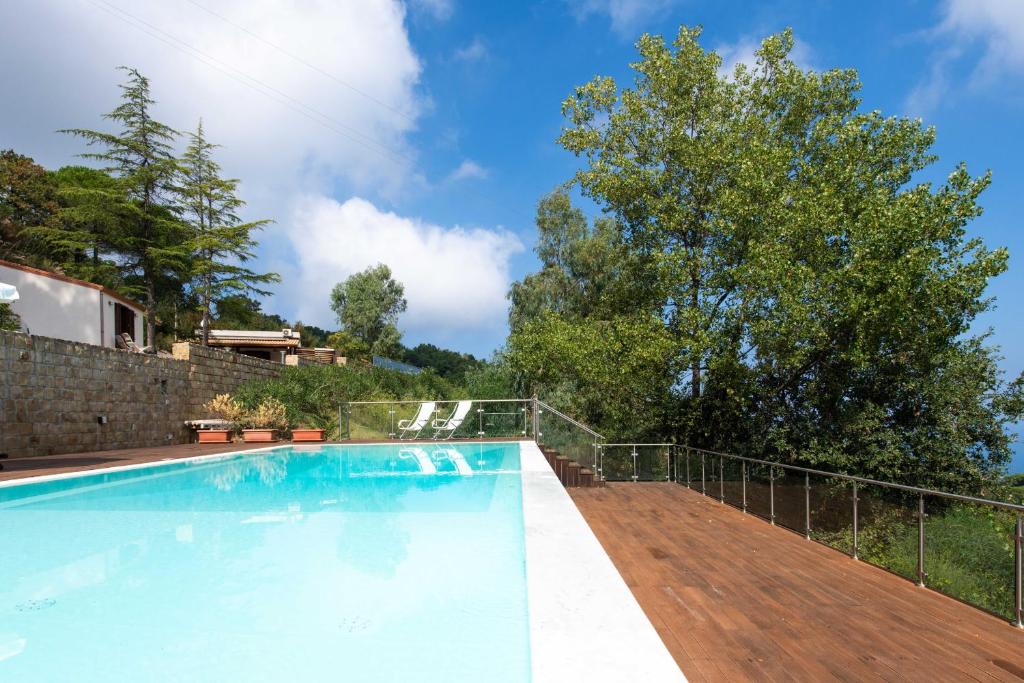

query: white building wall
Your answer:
[0,264,145,348]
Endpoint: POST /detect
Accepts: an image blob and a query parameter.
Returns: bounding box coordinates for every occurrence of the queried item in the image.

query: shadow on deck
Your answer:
[570,482,1024,682]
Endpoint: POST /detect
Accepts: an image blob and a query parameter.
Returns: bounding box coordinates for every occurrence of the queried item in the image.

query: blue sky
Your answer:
[1,0,1022,394]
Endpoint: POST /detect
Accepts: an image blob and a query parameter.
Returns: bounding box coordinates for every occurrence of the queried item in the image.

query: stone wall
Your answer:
[0,332,283,459]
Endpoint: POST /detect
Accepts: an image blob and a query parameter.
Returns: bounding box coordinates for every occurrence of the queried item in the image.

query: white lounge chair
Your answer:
[399,447,437,474]
[432,400,472,440]
[433,447,473,475]
[397,401,436,440]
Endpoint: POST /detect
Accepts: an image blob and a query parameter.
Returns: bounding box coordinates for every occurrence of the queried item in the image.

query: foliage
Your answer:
[510,25,1023,492]
[240,397,289,431]
[508,311,677,439]
[816,501,1017,619]
[402,342,482,381]
[178,120,279,345]
[0,303,21,332]
[202,393,246,427]
[62,67,189,347]
[0,150,61,265]
[329,263,407,358]
[233,363,457,438]
[213,295,288,331]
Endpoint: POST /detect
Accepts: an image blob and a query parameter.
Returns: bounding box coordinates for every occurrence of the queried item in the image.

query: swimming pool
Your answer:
[0,443,530,681]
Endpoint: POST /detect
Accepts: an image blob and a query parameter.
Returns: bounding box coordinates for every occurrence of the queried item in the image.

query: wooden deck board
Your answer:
[571,483,1024,682]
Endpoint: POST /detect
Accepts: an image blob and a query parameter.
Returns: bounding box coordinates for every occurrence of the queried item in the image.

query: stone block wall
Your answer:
[0,332,283,459]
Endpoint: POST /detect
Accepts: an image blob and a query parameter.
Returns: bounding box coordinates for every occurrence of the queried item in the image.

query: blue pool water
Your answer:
[0,443,530,682]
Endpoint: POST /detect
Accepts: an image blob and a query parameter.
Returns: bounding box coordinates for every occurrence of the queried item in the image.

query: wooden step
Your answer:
[566,462,581,487]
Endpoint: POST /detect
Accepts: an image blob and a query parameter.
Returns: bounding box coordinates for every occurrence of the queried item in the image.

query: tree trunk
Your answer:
[145,278,156,349]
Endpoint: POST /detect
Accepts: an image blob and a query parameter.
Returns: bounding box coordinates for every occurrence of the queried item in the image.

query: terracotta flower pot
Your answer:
[242,429,279,443]
[292,428,326,443]
[197,429,232,444]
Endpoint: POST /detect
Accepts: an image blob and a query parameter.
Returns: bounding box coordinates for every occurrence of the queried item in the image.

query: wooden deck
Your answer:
[570,483,1024,682]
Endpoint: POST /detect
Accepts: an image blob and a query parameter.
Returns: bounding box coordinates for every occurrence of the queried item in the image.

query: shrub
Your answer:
[203,393,246,428]
[233,363,462,438]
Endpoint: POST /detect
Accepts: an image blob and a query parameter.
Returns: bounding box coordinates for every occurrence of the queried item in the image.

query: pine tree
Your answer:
[178,120,279,345]
[62,67,188,347]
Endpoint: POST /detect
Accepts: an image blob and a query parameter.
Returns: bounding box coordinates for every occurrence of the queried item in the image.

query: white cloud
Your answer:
[409,0,454,22]
[907,0,1024,114]
[716,35,816,78]
[454,37,488,62]
[568,0,678,37]
[0,0,424,201]
[447,159,489,181]
[289,197,523,335]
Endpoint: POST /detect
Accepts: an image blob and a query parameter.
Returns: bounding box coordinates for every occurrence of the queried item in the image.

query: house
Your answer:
[202,329,302,363]
[0,259,145,348]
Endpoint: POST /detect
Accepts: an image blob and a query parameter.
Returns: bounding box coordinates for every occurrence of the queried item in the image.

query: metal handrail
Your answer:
[681,444,1024,512]
[535,399,604,439]
[676,443,1024,627]
[346,398,529,406]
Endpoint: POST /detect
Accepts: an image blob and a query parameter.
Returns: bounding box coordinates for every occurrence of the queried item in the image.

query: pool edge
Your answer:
[519,441,686,682]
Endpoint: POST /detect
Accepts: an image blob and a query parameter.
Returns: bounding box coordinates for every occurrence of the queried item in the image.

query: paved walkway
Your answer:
[570,482,1024,682]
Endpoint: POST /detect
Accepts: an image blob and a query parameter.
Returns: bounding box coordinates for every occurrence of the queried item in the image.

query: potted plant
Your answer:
[199,394,244,443]
[291,425,326,442]
[241,398,289,443]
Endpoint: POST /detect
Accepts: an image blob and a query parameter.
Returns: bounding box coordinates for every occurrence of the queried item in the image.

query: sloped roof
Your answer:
[0,258,145,311]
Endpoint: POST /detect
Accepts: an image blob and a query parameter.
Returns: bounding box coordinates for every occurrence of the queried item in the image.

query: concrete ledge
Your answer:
[520,440,686,682]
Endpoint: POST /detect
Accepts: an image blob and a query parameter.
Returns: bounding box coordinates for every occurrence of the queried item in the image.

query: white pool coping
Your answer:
[519,441,686,682]
[2,441,686,681]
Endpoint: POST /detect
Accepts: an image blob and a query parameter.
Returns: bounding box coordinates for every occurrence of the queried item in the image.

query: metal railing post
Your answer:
[852,481,859,560]
[719,456,725,503]
[741,461,747,513]
[477,407,484,439]
[685,448,691,488]
[666,446,671,482]
[631,445,639,482]
[672,446,677,483]
[804,472,811,540]
[388,402,396,439]
[701,453,706,496]
[769,466,776,525]
[533,397,541,443]
[917,494,927,587]
[1015,514,1023,628]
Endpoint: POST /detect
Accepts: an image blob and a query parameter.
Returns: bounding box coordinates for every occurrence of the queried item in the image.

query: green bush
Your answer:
[233,363,460,438]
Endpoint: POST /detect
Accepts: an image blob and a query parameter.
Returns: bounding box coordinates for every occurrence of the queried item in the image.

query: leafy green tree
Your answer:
[62,67,189,346]
[45,165,124,286]
[212,294,288,330]
[0,303,20,332]
[177,120,279,345]
[507,189,639,331]
[402,342,482,380]
[538,25,1021,489]
[326,330,370,359]
[329,264,407,358]
[0,150,61,265]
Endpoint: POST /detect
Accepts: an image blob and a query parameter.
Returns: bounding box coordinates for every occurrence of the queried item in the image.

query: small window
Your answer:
[114,303,136,340]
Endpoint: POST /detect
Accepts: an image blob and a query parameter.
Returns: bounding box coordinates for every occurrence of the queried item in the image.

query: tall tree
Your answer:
[536,26,1022,489]
[329,264,407,357]
[178,120,279,345]
[62,67,188,346]
[0,150,61,265]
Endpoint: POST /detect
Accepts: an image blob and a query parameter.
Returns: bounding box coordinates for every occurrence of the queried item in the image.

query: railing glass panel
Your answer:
[535,401,602,475]
[922,497,1016,620]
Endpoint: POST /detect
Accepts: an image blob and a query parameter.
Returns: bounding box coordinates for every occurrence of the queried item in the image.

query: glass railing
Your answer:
[341,399,533,441]
[599,444,672,482]
[676,445,1024,626]
[534,399,603,475]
